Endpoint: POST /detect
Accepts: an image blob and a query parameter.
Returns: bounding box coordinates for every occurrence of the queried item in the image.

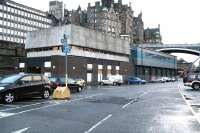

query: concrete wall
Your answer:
[25,24,130,55]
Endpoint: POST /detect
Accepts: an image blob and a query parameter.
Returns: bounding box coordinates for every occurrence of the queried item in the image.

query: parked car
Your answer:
[150,77,166,83]
[100,75,123,86]
[184,73,200,89]
[127,77,146,84]
[0,74,51,104]
[49,77,83,92]
[75,78,86,88]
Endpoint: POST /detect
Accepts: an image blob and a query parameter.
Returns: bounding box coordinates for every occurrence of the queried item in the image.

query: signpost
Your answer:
[61,34,71,87]
[52,34,71,100]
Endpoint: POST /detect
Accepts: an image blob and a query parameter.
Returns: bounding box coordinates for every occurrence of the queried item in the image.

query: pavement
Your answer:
[0,81,200,133]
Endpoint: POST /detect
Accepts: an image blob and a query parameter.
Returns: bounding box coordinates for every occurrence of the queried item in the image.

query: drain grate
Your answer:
[84,96,135,105]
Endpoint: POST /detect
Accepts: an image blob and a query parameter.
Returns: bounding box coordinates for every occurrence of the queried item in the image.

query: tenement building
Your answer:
[144,25,162,44]
[0,0,52,74]
[22,24,133,85]
[87,1,121,37]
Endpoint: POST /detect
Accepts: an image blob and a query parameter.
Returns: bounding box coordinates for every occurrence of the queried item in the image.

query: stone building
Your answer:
[133,13,144,43]
[144,25,162,44]
[87,1,121,37]
[114,1,134,37]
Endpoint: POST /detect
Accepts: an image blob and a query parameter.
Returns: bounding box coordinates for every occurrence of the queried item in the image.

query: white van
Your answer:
[100,75,123,86]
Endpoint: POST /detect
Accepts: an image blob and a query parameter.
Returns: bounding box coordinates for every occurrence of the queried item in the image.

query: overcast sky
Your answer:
[14,0,200,44]
[14,0,200,63]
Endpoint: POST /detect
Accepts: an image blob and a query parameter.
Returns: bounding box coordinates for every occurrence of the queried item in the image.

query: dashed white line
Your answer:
[0,93,103,119]
[11,127,30,133]
[122,92,148,109]
[178,86,200,125]
[84,114,112,133]
[122,99,136,109]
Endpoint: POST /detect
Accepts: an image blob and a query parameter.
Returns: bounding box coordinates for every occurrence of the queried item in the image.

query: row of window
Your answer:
[5,2,47,17]
[0,28,26,38]
[0,4,51,23]
[0,12,50,27]
[0,20,50,31]
[0,34,25,43]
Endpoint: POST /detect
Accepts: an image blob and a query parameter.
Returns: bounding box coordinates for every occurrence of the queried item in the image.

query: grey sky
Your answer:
[14,0,200,44]
[14,0,200,63]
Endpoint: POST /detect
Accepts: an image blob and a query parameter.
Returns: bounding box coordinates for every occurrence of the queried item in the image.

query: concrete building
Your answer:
[49,1,64,21]
[0,0,52,74]
[131,47,177,81]
[22,24,133,85]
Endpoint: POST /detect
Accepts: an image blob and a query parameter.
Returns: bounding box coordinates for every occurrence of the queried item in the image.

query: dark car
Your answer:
[128,77,146,85]
[0,74,52,104]
[49,77,83,92]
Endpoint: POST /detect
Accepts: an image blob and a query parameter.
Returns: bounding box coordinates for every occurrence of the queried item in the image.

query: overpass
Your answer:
[136,43,200,56]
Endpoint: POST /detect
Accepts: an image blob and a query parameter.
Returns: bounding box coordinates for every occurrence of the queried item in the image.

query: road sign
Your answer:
[61,34,71,54]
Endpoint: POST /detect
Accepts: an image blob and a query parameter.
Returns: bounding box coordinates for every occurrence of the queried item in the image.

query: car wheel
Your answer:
[42,89,50,99]
[192,83,200,90]
[77,87,82,92]
[3,92,15,104]
[100,82,104,85]
[113,82,117,86]
[138,82,142,85]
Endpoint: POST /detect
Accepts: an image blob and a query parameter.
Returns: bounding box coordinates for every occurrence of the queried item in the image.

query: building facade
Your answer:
[133,13,144,43]
[131,47,177,81]
[87,2,121,37]
[22,24,133,85]
[144,25,162,44]
[0,0,52,74]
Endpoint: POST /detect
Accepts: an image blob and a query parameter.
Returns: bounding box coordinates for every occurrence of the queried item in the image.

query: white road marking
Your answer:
[84,114,112,133]
[11,127,30,133]
[0,102,51,112]
[122,99,136,109]
[0,94,102,112]
[0,112,15,118]
[0,104,19,108]
[0,93,103,119]
[178,86,200,125]
[122,92,148,109]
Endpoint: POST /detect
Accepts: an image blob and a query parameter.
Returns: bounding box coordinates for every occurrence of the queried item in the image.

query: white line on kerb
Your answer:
[84,114,112,133]
[178,86,200,125]
[11,127,30,133]
[0,93,102,119]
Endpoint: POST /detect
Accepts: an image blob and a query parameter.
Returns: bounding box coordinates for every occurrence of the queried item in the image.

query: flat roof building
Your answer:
[23,24,133,85]
[0,0,52,74]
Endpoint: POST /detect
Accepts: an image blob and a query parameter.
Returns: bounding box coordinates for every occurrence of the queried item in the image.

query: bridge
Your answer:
[136,43,200,56]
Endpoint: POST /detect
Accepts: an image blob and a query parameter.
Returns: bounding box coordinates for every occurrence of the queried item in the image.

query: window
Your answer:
[33,75,42,81]
[87,64,93,70]
[44,61,51,68]
[21,76,32,82]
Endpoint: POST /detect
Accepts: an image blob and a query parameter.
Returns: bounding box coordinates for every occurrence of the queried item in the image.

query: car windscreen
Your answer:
[49,77,57,82]
[0,75,22,84]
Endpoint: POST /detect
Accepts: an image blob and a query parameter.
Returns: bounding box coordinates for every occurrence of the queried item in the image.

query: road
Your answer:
[0,81,200,133]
